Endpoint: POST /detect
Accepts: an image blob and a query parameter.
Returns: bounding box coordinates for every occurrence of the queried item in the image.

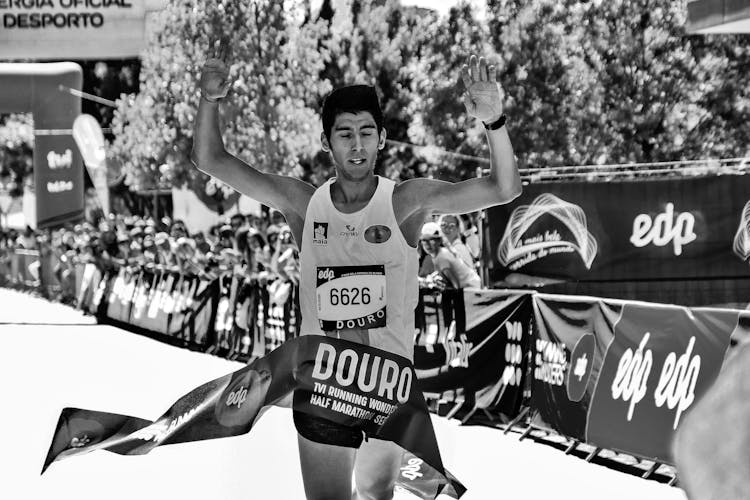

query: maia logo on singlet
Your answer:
[313,222,328,245]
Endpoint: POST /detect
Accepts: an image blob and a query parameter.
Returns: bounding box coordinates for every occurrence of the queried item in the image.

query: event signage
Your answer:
[99,268,217,347]
[43,336,466,499]
[0,0,167,60]
[63,262,750,465]
[72,113,110,214]
[34,133,84,226]
[485,175,750,283]
[530,295,625,440]
[585,303,738,462]
[414,290,533,420]
[531,294,744,462]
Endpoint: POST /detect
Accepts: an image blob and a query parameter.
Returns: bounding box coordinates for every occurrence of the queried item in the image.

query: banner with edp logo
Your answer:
[42,336,466,499]
[531,294,746,463]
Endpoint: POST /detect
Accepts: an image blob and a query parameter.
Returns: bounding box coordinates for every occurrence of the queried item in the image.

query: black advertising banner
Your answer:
[43,336,466,499]
[530,295,623,440]
[98,269,219,348]
[485,175,750,283]
[34,133,84,228]
[414,290,533,420]
[585,303,741,462]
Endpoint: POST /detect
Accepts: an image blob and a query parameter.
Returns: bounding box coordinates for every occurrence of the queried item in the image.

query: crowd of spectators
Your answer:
[0,208,301,303]
[0,209,484,302]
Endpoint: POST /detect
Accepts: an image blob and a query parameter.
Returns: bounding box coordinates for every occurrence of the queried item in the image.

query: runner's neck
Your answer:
[330,175,379,214]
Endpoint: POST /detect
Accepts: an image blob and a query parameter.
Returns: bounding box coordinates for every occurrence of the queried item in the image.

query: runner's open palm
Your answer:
[460,55,505,123]
[200,36,232,101]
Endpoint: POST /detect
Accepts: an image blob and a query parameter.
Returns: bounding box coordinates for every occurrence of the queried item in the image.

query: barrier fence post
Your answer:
[564,440,579,455]
[585,447,600,463]
[641,462,660,480]
[503,406,530,435]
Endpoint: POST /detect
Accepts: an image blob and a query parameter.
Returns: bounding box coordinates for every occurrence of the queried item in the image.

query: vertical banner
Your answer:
[72,113,110,215]
[530,295,623,440]
[415,290,533,420]
[585,303,740,462]
[34,133,85,227]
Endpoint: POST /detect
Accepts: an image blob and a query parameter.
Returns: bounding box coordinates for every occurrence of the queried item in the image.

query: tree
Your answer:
[307,0,444,182]
[486,0,750,168]
[109,0,328,206]
[486,0,607,168]
[0,113,33,197]
[411,1,494,181]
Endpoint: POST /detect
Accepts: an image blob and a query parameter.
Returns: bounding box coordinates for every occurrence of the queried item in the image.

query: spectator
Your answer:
[271,224,299,284]
[246,228,271,272]
[438,214,474,268]
[170,219,188,239]
[215,224,235,251]
[265,224,280,250]
[17,225,37,249]
[229,213,246,233]
[420,222,480,289]
[192,231,212,254]
[460,213,481,261]
[154,232,174,266]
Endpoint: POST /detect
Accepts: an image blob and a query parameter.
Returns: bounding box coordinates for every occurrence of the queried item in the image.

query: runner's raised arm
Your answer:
[190,36,313,237]
[395,55,522,237]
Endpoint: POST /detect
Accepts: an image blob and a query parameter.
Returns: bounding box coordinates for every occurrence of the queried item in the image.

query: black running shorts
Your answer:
[293,410,365,448]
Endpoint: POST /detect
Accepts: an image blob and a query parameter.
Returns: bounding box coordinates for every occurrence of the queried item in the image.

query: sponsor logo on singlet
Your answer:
[313,222,328,245]
[364,224,391,244]
[339,224,359,238]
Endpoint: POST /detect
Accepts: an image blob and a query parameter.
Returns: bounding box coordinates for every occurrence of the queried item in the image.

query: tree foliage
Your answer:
[0,113,33,197]
[109,0,328,200]
[4,0,740,204]
[487,0,750,168]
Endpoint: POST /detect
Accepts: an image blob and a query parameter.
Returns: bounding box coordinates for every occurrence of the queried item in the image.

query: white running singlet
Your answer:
[299,176,419,361]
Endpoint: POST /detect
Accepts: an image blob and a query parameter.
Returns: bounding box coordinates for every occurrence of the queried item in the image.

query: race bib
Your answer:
[316,265,386,331]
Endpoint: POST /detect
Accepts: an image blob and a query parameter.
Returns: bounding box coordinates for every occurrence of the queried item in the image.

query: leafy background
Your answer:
[1,0,749,205]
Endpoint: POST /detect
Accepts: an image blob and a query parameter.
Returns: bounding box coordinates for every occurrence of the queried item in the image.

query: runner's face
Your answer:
[324,112,384,182]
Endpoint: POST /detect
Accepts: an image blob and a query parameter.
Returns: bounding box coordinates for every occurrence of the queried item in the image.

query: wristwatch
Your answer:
[483,114,507,130]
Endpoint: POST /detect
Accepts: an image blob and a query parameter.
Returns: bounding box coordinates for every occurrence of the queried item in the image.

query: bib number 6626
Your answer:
[330,286,371,306]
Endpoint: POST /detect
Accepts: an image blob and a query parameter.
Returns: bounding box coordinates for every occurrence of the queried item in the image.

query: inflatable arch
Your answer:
[0,63,84,228]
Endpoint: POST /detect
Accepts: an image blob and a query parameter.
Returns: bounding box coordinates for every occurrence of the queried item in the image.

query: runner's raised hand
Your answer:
[199,36,232,102]
[460,55,505,124]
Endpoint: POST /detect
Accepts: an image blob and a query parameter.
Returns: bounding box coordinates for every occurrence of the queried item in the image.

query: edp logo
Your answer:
[318,268,335,281]
[630,202,697,256]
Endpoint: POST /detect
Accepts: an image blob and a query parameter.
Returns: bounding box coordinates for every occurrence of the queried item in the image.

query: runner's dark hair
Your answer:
[322,85,383,140]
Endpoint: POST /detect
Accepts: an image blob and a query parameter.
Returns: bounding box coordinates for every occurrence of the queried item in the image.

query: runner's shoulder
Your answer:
[393,178,446,219]
[267,173,316,220]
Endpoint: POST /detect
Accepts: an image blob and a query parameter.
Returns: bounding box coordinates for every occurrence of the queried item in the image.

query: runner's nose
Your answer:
[352,134,364,152]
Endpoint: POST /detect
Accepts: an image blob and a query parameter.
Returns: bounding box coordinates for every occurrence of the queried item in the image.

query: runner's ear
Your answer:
[378,128,386,151]
[321,132,330,153]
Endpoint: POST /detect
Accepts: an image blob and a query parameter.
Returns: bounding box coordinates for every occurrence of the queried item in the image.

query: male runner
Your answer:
[192,37,521,500]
